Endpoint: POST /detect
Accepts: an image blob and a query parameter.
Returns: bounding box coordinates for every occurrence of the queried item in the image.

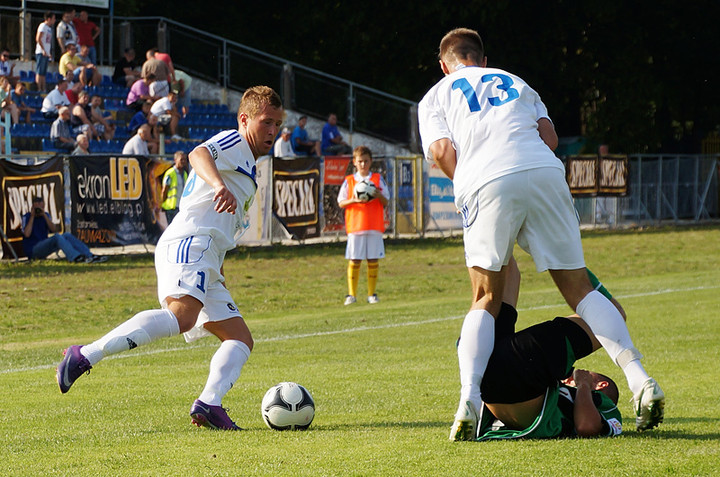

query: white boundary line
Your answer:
[2,283,718,375]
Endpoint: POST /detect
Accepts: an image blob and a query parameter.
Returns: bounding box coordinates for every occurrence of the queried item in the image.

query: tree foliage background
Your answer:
[14,0,720,153]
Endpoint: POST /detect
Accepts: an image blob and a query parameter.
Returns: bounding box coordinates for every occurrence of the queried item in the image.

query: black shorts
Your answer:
[481,307,593,404]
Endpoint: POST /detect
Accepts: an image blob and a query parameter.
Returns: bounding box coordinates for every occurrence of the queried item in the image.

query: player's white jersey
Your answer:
[159,130,258,252]
[418,66,564,207]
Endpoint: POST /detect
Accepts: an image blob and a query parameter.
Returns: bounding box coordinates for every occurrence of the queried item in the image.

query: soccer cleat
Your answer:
[344,295,356,306]
[367,294,379,304]
[89,255,108,263]
[171,134,184,141]
[449,400,479,441]
[633,377,665,431]
[190,399,242,430]
[56,345,92,393]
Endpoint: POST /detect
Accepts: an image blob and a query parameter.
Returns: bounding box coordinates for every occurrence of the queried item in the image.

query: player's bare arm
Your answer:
[537,118,558,151]
[189,146,237,214]
[568,369,605,437]
[428,138,457,179]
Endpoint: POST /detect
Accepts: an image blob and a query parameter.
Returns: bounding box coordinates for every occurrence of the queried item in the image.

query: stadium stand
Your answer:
[8,67,227,155]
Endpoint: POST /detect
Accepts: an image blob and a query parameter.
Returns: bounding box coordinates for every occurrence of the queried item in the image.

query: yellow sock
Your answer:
[367,261,379,296]
[348,261,361,297]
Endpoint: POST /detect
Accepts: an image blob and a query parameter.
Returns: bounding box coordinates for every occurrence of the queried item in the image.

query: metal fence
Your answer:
[573,155,719,226]
[1,7,418,149]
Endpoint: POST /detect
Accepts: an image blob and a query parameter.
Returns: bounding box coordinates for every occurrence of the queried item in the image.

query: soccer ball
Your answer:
[354,180,376,201]
[261,382,315,430]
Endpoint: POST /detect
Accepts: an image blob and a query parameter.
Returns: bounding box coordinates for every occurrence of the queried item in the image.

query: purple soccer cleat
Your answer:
[56,345,92,393]
[190,399,242,430]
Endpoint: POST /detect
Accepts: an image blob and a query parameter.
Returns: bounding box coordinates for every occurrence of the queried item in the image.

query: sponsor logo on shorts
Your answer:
[227,303,237,312]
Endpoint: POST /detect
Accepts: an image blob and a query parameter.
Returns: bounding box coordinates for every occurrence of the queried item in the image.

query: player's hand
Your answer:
[571,369,594,388]
[212,185,237,214]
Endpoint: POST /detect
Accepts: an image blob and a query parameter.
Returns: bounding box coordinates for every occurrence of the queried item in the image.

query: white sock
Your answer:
[457,309,495,412]
[80,309,180,366]
[576,291,649,394]
[198,340,251,406]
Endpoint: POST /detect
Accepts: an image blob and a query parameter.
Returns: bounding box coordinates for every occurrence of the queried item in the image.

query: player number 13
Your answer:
[452,74,519,112]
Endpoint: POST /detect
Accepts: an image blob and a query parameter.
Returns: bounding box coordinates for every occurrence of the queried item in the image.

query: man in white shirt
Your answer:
[150,91,182,141]
[418,28,664,441]
[57,86,285,432]
[273,127,295,157]
[41,79,71,120]
[121,124,151,155]
[34,11,55,92]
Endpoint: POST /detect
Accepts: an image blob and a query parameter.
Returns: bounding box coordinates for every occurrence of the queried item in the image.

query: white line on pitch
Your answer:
[2,283,717,375]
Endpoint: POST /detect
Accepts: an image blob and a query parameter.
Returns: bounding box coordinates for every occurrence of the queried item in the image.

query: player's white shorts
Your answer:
[155,234,242,342]
[461,167,585,272]
[345,231,385,260]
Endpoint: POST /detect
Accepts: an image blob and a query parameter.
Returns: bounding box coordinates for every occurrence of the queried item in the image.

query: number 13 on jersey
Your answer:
[452,74,519,112]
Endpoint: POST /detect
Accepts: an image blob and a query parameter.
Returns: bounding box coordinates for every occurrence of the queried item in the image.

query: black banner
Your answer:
[68,155,166,246]
[0,157,65,259]
[566,154,629,197]
[273,157,321,239]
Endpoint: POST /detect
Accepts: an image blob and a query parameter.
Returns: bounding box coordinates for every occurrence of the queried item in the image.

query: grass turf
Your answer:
[1,225,719,475]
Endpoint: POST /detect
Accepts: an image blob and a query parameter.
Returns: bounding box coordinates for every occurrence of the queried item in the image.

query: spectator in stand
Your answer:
[291,115,321,156]
[152,48,176,83]
[34,11,55,92]
[173,69,192,116]
[74,10,100,65]
[150,91,183,141]
[142,49,170,98]
[126,74,156,112]
[41,79,71,119]
[322,113,352,155]
[0,77,19,124]
[71,91,106,140]
[273,127,295,157]
[56,9,78,55]
[72,133,90,155]
[59,43,100,87]
[122,123,151,155]
[63,70,83,105]
[90,95,116,140]
[113,48,141,87]
[128,100,151,134]
[50,106,76,152]
[11,83,36,124]
[22,196,106,263]
[0,48,19,86]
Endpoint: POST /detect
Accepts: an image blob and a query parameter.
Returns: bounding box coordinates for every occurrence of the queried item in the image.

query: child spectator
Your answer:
[337,146,389,305]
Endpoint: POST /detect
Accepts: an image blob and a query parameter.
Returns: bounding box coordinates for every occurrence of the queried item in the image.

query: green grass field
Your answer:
[1,226,719,476]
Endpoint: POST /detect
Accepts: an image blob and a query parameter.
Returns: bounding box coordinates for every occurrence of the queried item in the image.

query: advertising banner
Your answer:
[68,155,166,246]
[0,157,65,259]
[322,156,352,232]
[426,162,461,230]
[272,157,321,239]
[566,154,629,197]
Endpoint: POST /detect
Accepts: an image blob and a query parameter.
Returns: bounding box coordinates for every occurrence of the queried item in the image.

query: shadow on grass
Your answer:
[0,255,154,279]
[311,420,448,431]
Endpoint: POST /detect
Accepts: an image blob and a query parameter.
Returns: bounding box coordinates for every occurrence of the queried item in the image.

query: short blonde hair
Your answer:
[238,85,282,119]
[353,145,372,160]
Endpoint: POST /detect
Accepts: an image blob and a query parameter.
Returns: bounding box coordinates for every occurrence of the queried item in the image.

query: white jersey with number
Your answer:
[158,130,257,252]
[418,66,564,208]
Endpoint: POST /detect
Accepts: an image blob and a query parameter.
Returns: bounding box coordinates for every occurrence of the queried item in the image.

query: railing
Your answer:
[573,155,719,226]
[1,7,418,148]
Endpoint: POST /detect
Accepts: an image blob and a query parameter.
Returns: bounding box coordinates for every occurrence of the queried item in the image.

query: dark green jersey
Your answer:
[476,384,622,441]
